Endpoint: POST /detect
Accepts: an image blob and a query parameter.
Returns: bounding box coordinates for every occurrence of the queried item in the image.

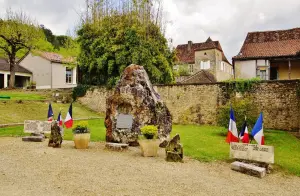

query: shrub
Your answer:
[72,84,90,101]
[224,78,261,94]
[140,125,158,139]
[72,121,90,134]
[178,66,190,76]
[217,98,258,131]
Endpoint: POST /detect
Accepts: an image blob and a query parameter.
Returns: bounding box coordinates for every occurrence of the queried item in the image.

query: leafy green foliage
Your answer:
[178,65,190,76]
[217,98,258,131]
[72,121,90,134]
[77,13,175,87]
[0,10,45,87]
[140,125,158,139]
[224,78,261,94]
[72,84,90,101]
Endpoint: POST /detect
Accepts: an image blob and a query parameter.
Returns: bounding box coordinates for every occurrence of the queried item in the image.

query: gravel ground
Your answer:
[0,137,300,196]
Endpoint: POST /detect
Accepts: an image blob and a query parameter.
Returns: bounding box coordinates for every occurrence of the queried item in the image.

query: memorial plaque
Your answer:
[230,142,274,164]
[24,120,51,134]
[116,114,133,129]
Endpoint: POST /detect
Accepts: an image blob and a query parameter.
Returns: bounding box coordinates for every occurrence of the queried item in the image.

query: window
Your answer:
[220,62,224,71]
[66,68,73,84]
[200,60,210,70]
[258,70,267,80]
[189,64,194,73]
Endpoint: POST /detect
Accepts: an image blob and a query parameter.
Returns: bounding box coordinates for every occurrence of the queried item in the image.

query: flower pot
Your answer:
[73,133,90,149]
[138,139,160,157]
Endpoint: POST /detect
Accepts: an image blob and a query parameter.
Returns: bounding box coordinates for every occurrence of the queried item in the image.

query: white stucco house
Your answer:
[0,52,77,89]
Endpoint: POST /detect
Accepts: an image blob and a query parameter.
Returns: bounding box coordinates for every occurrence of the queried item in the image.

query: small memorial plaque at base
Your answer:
[230,142,274,164]
[116,114,133,129]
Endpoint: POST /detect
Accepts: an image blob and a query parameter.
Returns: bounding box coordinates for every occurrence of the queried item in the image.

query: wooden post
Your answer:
[288,60,291,80]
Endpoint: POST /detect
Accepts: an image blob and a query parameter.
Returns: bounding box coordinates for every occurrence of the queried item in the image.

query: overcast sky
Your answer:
[1,0,300,60]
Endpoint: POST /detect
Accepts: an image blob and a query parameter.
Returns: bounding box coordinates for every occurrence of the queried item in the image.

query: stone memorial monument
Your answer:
[165,134,183,162]
[105,64,172,147]
[48,122,63,148]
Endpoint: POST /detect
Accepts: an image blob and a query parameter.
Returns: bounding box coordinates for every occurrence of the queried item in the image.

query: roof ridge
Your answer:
[248,27,300,34]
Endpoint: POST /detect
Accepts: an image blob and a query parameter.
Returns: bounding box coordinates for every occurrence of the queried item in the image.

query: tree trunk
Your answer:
[9,58,16,88]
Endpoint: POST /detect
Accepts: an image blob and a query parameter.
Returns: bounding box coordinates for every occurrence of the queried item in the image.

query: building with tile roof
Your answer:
[0,58,32,88]
[0,52,77,89]
[233,27,300,80]
[175,37,233,83]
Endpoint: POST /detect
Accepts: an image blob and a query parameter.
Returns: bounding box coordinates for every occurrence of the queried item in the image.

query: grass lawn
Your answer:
[0,91,47,100]
[1,119,300,176]
[0,101,101,124]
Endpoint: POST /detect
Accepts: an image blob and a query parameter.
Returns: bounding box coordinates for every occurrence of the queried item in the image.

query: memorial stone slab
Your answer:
[230,142,274,164]
[116,114,133,129]
[24,120,51,134]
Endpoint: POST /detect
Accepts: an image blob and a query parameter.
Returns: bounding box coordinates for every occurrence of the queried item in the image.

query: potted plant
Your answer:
[138,125,160,157]
[72,121,90,149]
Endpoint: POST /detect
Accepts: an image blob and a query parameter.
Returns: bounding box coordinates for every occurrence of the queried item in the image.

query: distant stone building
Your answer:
[175,37,233,83]
[233,27,300,80]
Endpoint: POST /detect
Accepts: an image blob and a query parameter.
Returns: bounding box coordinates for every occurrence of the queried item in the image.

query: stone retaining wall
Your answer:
[78,80,300,131]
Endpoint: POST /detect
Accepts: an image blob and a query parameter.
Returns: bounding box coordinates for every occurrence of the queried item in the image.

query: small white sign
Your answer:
[230,142,274,164]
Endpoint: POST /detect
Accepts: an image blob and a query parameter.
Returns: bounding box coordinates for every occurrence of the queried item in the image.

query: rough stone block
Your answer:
[22,136,45,142]
[105,143,129,151]
[231,161,266,178]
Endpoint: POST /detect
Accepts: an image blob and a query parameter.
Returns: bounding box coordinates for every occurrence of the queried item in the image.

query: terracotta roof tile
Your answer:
[233,28,300,59]
[176,38,230,64]
[180,70,217,84]
[37,52,76,64]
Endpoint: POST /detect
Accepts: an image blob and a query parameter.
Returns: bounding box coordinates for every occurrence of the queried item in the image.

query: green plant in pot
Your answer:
[72,121,90,149]
[138,125,160,157]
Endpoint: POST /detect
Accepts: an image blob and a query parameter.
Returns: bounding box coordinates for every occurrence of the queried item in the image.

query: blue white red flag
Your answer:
[64,103,73,128]
[47,103,54,122]
[251,113,265,145]
[226,107,239,143]
[239,120,250,143]
[57,111,63,126]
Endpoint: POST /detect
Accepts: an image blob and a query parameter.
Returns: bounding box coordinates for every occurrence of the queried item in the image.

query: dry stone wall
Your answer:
[78,80,300,131]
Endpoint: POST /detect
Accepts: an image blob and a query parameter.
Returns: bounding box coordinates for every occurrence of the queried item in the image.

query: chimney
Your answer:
[188,41,193,52]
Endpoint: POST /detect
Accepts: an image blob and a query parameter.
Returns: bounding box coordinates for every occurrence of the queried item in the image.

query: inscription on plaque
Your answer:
[230,142,274,164]
[116,114,133,129]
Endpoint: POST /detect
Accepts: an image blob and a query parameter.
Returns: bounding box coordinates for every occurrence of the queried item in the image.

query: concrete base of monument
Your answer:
[105,143,129,151]
[231,161,267,178]
[22,135,45,142]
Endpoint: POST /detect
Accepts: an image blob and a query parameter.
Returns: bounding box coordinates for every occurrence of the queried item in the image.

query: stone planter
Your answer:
[138,139,160,157]
[73,133,90,149]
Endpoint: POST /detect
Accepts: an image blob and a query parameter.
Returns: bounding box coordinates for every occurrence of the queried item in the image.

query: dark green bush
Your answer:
[72,84,90,101]
[217,98,258,131]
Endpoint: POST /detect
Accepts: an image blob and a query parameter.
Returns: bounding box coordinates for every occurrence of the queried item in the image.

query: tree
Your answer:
[78,0,175,87]
[0,10,45,88]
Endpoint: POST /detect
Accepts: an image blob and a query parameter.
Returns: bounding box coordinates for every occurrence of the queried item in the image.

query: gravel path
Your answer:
[0,137,300,196]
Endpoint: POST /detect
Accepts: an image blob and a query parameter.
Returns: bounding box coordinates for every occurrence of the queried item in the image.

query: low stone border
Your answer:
[0,117,104,128]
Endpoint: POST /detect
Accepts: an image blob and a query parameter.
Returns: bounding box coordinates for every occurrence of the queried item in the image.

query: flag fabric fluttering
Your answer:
[239,120,250,143]
[64,103,73,128]
[47,103,54,122]
[251,113,265,145]
[226,107,239,143]
[57,111,63,126]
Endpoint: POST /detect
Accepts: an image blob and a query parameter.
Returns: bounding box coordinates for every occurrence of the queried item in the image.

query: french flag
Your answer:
[226,107,239,143]
[47,103,54,122]
[57,111,63,126]
[251,113,265,145]
[239,120,250,143]
[64,103,73,128]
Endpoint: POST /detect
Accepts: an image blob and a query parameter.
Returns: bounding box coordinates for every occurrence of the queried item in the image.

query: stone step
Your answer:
[105,143,129,151]
[231,161,266,178]
[22,136,45,142]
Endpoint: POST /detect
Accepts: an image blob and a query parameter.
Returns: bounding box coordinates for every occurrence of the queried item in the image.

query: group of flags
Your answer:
[47,103,73,128]
[226,107,264,145]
